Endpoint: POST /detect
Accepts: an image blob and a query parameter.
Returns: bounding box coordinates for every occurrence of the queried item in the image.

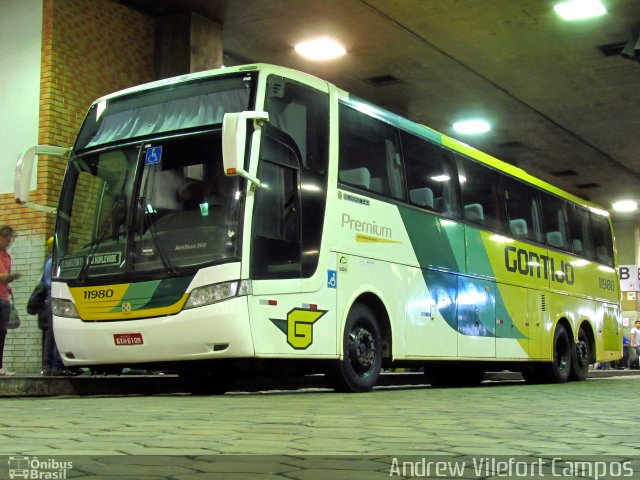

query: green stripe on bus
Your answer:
[399,206,464,272]
[110,280,161,312]
[109,275,194,312]
[140,275,194,309]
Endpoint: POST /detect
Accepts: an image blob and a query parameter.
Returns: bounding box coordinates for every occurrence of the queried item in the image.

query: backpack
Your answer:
[27,280,47,315]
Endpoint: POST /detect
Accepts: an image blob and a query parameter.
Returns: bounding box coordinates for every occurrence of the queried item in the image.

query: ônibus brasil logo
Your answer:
[8,456,72,479]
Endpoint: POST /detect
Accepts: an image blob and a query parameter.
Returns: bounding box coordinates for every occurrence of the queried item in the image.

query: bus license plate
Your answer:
[114,333,143,346]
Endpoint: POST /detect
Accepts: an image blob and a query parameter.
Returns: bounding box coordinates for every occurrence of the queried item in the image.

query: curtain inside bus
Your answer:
[75,74,254,151]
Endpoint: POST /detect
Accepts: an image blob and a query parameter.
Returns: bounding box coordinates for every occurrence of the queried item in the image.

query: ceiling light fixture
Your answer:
[554,0,606,21]
[430,175,451,182]
[452,119,491,135]
[294,37,346,61]
[612,200,638,213]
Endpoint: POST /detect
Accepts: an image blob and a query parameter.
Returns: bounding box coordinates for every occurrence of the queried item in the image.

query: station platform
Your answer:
[0,368,636,397]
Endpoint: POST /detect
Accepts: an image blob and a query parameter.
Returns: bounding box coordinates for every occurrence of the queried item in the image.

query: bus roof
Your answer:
[91,63,608,216]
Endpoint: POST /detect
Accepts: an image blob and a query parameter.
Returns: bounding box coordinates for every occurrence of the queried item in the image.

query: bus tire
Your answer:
[328,303,382,393]
[539,324,572,383]
[570,327,590,381]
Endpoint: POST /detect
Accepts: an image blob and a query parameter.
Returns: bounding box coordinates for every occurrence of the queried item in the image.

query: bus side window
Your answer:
[456,155,506,232]
[567,204,593,258]
[589,212,614,267]
[502,176,543,243]
[338,104,406,201]
[400,131,460,217]
[541,194,569,250]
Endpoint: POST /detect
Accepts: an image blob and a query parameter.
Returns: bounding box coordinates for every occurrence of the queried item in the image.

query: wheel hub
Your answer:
[575,341,588,367]
[556,343,570,373]
[349,327,376,371]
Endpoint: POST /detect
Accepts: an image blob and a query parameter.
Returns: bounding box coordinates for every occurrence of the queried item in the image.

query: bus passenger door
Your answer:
[602,303,621,359]
[457,277,496,358]
[247,76,336,357]
[495,284,529,358]
[526,290,546,359]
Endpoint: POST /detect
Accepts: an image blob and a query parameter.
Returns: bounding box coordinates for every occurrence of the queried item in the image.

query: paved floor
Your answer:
[0,376,639,478]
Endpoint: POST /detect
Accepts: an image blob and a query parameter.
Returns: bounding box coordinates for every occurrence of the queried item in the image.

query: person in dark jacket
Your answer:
[41,237,75,376]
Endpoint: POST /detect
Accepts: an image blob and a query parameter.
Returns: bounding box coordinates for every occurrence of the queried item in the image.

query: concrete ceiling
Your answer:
[122,0,640,218]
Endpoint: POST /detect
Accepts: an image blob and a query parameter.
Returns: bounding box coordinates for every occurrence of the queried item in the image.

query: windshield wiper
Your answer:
[138,197,177,277]
[76,198,126,282]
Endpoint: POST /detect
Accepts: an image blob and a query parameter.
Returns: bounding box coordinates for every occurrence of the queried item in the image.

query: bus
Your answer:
[15,64,621,393]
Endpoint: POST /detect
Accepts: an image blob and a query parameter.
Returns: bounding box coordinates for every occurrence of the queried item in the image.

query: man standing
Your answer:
[631,320,640,356]
[0,226,22,376]
[41,236,75,376]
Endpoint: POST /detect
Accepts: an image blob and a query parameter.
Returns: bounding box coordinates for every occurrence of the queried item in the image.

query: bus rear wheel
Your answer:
[570,327,590,381]
[327,303,382,393]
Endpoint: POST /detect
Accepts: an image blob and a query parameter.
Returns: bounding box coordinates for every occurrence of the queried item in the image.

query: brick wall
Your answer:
[1,0,155,372]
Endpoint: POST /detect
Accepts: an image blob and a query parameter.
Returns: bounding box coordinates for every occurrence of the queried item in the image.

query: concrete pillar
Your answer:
[613,219,640,340]
[155,11,223,79]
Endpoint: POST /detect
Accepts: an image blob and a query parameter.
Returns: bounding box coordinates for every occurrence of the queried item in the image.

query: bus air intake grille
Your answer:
[541,294,546,312]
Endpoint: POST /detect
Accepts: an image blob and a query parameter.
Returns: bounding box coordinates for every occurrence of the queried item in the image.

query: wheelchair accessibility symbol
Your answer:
[327,270,337,289]
[145,146,163,165]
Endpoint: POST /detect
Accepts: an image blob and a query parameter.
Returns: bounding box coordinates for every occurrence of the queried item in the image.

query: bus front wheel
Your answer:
[327,303,382,393]
[523,324,572,384]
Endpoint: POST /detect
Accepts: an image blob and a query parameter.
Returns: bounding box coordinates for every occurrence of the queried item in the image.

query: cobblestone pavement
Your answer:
[0,377,639,478]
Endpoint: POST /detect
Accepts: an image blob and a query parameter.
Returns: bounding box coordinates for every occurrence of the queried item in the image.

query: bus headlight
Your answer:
[51,298,80,318]
[184,280,251,309]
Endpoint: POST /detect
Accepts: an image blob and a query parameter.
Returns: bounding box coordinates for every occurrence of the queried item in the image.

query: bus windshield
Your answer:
[55,131,244,280]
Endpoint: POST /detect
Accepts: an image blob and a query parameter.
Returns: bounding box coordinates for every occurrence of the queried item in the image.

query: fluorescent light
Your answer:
[612,200,638,212]
[554,0,606,20]
[430,175,451,182]
[452,119,491,134]
[294,37,346,61]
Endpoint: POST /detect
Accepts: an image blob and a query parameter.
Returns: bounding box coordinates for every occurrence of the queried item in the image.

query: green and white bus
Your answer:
[16,64,621,392]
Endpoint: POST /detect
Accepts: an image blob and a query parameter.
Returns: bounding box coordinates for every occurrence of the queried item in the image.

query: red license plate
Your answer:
[114,333,143,346]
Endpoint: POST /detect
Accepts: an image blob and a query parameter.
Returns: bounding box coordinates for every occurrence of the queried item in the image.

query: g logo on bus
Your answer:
[270,307,327,350]
[121,302,132,315]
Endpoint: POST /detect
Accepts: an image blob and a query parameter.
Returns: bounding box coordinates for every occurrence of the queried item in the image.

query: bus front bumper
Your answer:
[53,296,254,366]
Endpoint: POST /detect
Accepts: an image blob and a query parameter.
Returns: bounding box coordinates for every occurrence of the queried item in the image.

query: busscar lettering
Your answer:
[343,193,370,206]
[504,245,575,285]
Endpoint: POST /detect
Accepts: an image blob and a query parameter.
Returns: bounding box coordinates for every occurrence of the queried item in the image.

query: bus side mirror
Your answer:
[15,145,70,213]
[222,111,269,187]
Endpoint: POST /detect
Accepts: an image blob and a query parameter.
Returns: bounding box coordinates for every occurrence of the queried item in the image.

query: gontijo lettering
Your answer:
[504,245,575,285]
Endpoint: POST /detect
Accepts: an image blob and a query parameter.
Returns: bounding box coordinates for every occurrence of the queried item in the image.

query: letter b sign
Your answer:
[620,267,630,280]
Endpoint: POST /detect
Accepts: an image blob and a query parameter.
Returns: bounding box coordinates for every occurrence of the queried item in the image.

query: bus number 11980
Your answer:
[84,289,114,300]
